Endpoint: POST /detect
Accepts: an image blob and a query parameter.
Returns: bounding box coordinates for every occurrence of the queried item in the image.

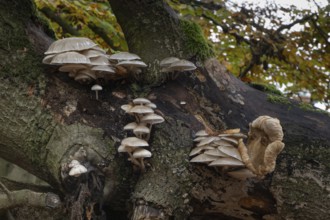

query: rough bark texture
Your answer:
[0,0,330,219]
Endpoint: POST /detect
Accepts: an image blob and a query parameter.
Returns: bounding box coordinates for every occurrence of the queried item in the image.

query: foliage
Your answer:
[33,0,330,109]
[167,0,330,110]
[34,0,127,52]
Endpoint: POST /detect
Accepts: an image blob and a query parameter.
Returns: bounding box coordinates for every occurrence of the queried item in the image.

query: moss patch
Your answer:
[267,94,290,105]
[180,19,214,61]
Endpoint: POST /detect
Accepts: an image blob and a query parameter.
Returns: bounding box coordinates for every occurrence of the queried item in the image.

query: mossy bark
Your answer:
[0,0,330,219]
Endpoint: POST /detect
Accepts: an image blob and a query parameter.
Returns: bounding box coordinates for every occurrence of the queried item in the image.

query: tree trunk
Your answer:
[0,0,329,219]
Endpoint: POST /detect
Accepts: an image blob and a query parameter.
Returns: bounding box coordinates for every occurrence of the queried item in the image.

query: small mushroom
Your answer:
[133,148,152,172]
[160,57,180,68]
[167,59,197,72]
[91,84,103,100]
[69,164,88,177]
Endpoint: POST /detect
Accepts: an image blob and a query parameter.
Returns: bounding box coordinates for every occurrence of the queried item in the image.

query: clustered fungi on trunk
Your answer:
[190,115,285,180]
[42,37,148,101]
[119,98,165,172]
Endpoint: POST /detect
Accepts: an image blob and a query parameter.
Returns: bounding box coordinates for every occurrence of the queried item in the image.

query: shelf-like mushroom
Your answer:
[45,37,97,55]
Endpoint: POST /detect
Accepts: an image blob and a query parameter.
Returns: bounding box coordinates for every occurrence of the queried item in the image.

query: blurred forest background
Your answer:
[34,0,330,110]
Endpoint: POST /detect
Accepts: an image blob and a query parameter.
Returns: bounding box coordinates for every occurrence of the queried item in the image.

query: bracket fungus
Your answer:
[43,37,147,83]
[119,98,164,172]
[189,115,284,180]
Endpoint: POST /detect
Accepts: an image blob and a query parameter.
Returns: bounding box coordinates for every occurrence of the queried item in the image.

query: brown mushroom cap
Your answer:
[45,37,97,55]
[50,51,91,65]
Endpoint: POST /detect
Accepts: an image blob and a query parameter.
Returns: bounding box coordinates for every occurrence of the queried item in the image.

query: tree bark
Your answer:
[0,0,329,219]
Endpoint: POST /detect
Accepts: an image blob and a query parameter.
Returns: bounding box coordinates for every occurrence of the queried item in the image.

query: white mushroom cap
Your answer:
[129,105,154,114]
[42,54,56,64]
[140,113,165,124]
[218,145,242,161]
[109,52,141,61]
[69,164,88,177]
[121,137,149,147]
[133,123,150,136]
[81,49,107,58]
[190,154,218,163]
[189,145,215,157]
[208,157,244,167]
[45,37,97,55]
[50,51,91,65]
[121,104,133,112]
[160,57,180,68]
[91,84,102,91]
[204,149,228,157]
[68,160,80,168]
[166,59,196,72]
[116,60,147,68]
[58,64,87,72]
[90,56,110,65]
[133,98,151,105]
[123,122,138,130]
[196,136,219,147]
[146,102,157,109]
[91,65,116,73]
[118,144,133,153]
[195,130,209,137]
[132,148,152,158]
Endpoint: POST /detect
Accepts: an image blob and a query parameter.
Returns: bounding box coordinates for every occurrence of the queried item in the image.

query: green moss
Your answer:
[249,82,282,95]
[299,103,330,115]
[267,94,290,105]
[180,19,214,61]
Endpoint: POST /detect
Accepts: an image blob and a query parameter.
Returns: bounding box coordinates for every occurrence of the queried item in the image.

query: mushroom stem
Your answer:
[139,158,146,172]
[95,91,99,100]
[127,152,141,167]
[145,124,153,142]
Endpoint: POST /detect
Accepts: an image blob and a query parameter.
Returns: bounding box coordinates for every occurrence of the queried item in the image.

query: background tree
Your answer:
[0,0,330,219]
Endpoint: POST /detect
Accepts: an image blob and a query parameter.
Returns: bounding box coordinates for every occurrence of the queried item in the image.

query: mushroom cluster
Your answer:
[43,37,147,84]
[190,115,285,180]
[119,98,165,171]
[160,57,196,80]
[190,129,252,179]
